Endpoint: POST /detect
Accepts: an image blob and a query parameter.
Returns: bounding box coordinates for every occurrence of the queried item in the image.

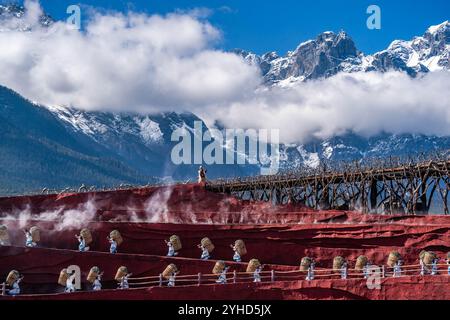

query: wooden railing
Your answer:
[126,263,449,289]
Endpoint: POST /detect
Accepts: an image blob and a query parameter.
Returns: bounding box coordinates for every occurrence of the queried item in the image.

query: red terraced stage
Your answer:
[0,184,449,300]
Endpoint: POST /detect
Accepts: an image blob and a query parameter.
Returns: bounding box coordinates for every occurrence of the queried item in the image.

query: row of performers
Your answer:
[3,251,450,296]
[4,227,450,271]
[2,259,264,296]
[17,227,247,263]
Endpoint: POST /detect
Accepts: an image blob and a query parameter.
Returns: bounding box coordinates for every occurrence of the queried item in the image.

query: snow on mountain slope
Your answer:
[45,105,164,145]
[134,117,164,144]
[371,21,449,75]
[39,104,260,181]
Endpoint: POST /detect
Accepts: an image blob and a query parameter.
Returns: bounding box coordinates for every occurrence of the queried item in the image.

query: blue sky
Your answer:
[5,0,450,55]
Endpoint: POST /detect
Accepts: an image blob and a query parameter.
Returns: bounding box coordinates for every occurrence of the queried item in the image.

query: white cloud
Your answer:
[0,0,260,112]
[203,71,450,143]
[0,1,449,144]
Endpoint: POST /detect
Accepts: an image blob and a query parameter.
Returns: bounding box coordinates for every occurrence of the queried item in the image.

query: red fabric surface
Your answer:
[0,183,449,300]
[2,220,448,266]
[2,276,449,300]
[0,246,296,294]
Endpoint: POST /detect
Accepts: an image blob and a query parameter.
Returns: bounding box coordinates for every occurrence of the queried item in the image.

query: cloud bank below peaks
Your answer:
[205,71,450,143]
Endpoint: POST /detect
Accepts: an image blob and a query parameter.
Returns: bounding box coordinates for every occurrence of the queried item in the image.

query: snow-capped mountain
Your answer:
[236,21,450,85]
[43,105,256,179]
[0,84,152,194]
[0,84,258,194]
[370,21,450,76]
[233,21,450,169]
[0,4,449,193]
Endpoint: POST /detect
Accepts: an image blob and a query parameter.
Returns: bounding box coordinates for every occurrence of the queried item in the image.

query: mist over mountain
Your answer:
[0,84,259,194]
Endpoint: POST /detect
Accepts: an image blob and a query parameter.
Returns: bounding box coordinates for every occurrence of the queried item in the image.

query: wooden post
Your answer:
[233,270,237,284]
[370,180,378,213]
[381,265,385,278]
[159,274,163,287]
[197,273,201,286]
[271,270,275,282]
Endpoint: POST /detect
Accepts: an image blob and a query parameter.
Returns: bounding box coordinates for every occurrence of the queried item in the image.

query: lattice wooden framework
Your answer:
[206,154,450,215]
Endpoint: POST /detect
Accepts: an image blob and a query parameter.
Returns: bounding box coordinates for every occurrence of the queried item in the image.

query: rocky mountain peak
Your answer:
[261,51,279,61]
[234,21,449,85]
[293,30,357,57]
[254,30,360,84]
[425,20,450,38]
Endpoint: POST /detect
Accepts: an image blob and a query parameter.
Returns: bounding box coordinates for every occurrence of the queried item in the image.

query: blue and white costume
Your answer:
[363,264,369,279]
[167,242,177,257]
[93,276,102,291]
[420,260,428,276]
[447,261,450,275]
[8,279,21,296]
[216,268,228,284]
[431,259,438,275]
[232,248,241,263]
[393,261,402,277]
[78,237,89,252]
[65,273,76,293]
[340,263,347,279]
[119,275,129,289]
[168,273,176,287]
[109,239,117,254]
[253,267,262,283]
[200,246,210,260]
[306,264,315,281]
[25,232,36,248]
